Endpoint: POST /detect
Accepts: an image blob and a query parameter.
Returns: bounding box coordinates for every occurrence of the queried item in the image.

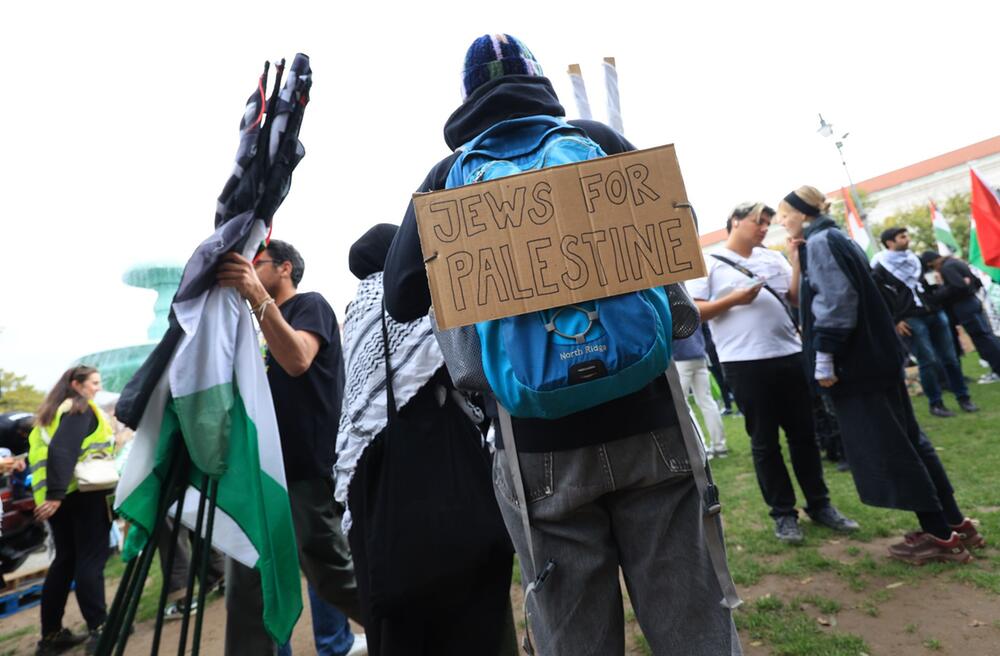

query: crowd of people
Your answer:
[8,32,998,656]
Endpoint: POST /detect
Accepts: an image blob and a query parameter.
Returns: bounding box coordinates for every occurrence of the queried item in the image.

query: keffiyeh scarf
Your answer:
[873,249,925,307]
[334,272,444,532]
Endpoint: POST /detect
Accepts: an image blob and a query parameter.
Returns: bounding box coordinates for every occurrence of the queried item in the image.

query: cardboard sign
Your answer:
[414,145,705,329]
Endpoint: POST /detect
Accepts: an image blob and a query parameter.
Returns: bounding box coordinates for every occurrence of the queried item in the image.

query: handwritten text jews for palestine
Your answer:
[414,146,705,329]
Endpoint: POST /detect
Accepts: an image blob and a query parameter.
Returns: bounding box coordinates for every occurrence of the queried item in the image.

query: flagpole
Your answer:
[98,443,187,656]
[817,114,868,228]
[190,479,219,656]
[176,473,210,656]
[150,482,191,656]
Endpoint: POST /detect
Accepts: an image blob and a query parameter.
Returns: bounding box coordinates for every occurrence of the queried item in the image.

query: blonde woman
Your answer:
[28,366,114,655]
[780,186,984,565]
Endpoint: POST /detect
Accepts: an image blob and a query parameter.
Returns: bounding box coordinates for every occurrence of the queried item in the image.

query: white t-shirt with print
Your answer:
[687,247,801,363]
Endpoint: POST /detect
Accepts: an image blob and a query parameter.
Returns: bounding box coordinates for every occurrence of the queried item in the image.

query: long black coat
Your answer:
[800,218,944,512]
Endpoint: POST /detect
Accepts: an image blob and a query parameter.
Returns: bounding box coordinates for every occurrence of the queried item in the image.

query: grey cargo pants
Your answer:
[494,426,741,656]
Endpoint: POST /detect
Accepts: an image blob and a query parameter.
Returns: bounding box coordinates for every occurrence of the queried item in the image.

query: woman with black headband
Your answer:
[779,185,985,565]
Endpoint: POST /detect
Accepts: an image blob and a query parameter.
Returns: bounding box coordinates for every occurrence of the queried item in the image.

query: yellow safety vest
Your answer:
[28,399,114,506]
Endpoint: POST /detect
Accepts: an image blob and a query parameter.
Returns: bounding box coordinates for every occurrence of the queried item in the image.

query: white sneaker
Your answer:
[162,599,197,621]
[978,372,1000,384]
[712,446,729,458]
[346,633,368,656]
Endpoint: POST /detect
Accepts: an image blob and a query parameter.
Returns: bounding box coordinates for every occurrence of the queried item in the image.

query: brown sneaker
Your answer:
[888,531,971,565]
[951,518,986,550]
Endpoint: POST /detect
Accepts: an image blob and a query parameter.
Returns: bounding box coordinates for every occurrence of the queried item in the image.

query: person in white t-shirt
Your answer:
[688,202,858,544]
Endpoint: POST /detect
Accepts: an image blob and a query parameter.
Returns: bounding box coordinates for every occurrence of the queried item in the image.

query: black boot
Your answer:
[36,629,87,656]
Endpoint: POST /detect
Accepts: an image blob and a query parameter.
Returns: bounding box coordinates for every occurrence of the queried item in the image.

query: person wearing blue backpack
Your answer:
[383,34,741,656]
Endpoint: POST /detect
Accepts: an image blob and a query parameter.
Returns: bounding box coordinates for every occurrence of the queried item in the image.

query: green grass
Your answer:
[795,594,841,615]
[735,596,869,655]
[632,633,652,656]
[0,626,33,645]
[704,354,1000,654]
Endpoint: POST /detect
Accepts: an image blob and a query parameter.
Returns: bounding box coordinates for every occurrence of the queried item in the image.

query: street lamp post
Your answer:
[817,113,869,226]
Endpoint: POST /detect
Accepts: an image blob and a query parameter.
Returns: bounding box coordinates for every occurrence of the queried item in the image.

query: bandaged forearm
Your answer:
[815,352,835,380]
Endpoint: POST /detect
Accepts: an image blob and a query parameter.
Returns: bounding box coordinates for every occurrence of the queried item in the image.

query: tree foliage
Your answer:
[0,369,44,414]
[870,192,971,255]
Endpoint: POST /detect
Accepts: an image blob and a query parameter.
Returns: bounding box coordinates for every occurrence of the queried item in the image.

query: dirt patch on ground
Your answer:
[0,576,329,656]
[5,557,1000,655]
[739,535,1000,656]
[739,570,1000,655]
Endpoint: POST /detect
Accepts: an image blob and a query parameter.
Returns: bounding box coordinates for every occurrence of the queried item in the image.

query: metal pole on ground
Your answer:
[175,472,209,656]
[150,479,190,656]
[190,478,219,656]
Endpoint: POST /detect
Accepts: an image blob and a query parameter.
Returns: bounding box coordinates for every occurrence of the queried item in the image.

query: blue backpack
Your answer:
[443,115,673,419]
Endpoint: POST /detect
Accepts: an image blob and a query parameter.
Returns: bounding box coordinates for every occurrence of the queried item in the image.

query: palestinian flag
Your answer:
[841,187,876,258]
[115,222,301,644]
[970,216,1000,284]
[113,54,313,645]
[930,199,961,256]
[971,167,1000,269]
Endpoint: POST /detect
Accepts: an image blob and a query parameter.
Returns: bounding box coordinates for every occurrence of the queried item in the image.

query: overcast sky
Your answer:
[3,0,999,389]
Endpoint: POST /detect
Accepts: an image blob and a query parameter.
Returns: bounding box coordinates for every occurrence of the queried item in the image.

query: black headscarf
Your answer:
[349,223,399,280]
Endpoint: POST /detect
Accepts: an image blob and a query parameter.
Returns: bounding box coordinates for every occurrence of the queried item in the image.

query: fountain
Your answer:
[76,262,183,393]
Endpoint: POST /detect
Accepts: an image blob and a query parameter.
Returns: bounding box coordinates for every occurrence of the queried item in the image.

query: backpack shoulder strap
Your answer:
[497,404,554,656]
[497,406,536,572]
[459,115,571,153]
[664,364,742,610]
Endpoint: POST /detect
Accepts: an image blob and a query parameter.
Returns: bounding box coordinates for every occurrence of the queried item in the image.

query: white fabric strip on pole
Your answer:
[566,64,593,120]
[603,57,623,135]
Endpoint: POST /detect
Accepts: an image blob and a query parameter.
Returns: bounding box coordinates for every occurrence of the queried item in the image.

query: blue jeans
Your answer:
[278,584,354,656]
[952,296,1000,374]
[905,310,969,406]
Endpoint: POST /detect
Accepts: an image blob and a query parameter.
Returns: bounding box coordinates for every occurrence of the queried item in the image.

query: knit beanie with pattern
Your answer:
[461,34,544,99]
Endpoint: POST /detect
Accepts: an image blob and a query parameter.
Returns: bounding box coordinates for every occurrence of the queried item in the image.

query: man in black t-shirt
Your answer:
[218,240,365,656]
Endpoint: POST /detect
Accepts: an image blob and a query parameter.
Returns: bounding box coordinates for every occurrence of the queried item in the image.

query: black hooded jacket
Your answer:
[382,76,678,452]
[927,257,982,307]
[800,217,907,395]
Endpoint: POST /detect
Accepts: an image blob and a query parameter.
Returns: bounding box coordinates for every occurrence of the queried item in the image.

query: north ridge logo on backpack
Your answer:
[443,115,673,419]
